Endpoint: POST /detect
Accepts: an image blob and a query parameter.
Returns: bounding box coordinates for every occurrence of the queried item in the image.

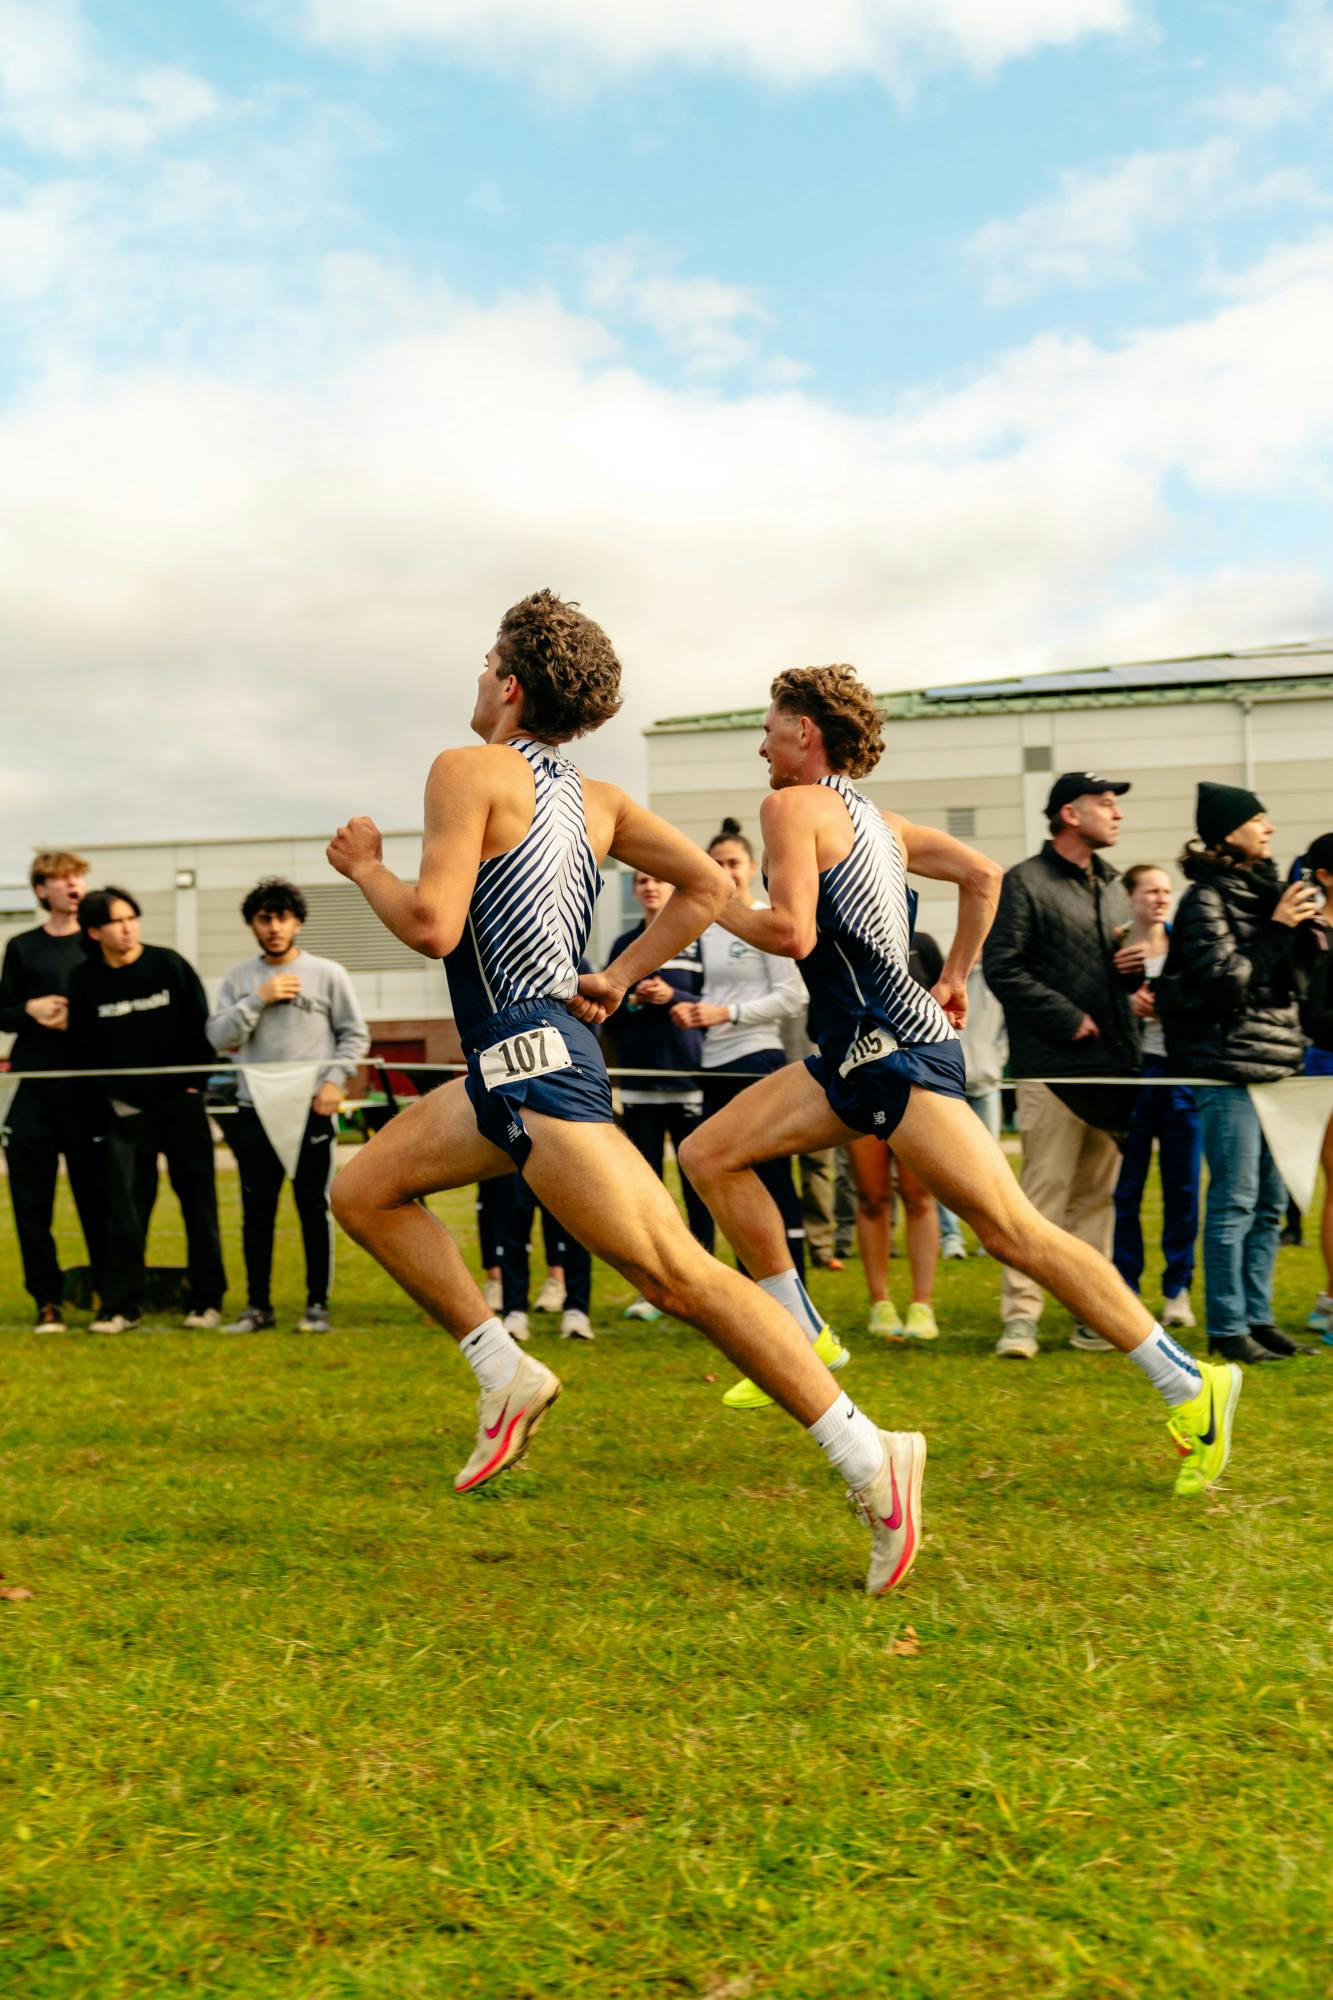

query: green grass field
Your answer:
[2,1161,1332,1998]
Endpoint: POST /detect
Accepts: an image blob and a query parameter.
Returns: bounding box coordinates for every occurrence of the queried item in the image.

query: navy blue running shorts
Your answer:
[464,999,613,1170]
[805,1033,966,1139]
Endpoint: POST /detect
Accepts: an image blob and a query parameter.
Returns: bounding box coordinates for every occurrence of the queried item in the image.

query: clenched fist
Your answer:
[328,817,383,882]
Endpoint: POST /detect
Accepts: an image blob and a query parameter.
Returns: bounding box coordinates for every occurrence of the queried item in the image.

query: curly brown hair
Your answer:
[770,665,885,778]
[495,590,623,742]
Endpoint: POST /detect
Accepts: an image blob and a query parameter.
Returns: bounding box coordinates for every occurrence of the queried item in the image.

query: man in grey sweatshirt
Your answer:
[207,878,370,1332]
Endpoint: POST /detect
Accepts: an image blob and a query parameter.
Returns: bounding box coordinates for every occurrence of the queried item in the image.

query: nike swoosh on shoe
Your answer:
[881,1463,903,1531]
[484,1396,513,1440]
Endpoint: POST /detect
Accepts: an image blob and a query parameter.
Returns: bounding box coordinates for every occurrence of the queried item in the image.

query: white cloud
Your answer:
[964,138,1329,302]
[581,238,775,373]
[294,0,1134,90]
[0,0,219,158]
[3,224,1333,871]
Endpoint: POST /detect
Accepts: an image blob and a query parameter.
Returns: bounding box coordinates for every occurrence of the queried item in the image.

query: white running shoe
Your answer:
[535,1275,566,1313]
[996,1318,1038,1359]
[1069,1323,1114,1352]
[940,1236,967,1261]
[1162,1291,1196,1329]
[89,1313,140,1335]
[848,1429,927,1595]
[454,1354,562,1493]
[502,1310,530,1343]
[483,1275,502,1313]
[560,1309,594,1340]
[183,1308,223,1330]
[623,1297,661,1322]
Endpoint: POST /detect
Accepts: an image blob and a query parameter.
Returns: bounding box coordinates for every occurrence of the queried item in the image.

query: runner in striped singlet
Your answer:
[680,666,1245,1571]
[327,594,915,1594]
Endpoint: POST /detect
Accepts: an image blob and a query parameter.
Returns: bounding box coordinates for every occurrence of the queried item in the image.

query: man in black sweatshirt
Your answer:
[0,849,106,1330]
[67,887,226,1333]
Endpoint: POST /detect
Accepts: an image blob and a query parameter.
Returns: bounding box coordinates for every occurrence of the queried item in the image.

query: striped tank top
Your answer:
[798,773,956,1057]
[443,737,601,1041]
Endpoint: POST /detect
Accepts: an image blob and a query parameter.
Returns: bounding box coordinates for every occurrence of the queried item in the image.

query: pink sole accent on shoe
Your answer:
[455,1383,560,1493]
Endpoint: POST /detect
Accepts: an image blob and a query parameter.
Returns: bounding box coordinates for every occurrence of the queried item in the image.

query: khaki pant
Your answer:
[1002,1082,1120,1325]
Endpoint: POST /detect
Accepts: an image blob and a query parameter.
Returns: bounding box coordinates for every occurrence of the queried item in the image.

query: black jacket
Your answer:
[1158,859,1309,1083]
[1300,939,1333,1054]
[982,843,1138,1079]
[67,943,215,1108]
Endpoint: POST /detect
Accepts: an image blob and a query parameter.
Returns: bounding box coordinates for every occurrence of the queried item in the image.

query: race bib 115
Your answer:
[838,1025,898,1079]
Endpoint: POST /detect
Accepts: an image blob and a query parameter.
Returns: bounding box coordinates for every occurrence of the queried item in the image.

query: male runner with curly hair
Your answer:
[328,594,917,1593]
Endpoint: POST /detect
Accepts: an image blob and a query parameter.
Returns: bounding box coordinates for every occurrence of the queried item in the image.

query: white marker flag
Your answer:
[245,1063,321,1179]
[0,1075,20,1130]
[1249,1078,1333,1214]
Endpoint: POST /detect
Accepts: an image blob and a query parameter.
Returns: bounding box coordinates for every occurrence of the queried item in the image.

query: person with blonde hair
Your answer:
[0,850,105,1330]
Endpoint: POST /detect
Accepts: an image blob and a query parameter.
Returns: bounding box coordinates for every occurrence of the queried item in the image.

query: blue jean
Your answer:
[1112,1053,1201,1297]
[1193,1085,1287,1337]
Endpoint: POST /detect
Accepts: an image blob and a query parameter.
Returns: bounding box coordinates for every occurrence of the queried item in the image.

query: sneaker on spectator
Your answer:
[503,1309,530,1342]
[1162,1291,1196,1329]
[1069,1323,1114,1352]
[89,1312,140,1335]
[223,1306,276,1333]
[623,1297,661,1322]
[940,1234,967,1261]
[535,1274,566,1313]
[483,1274,502,1313]
[298,1304,331,1334]
[995,1319,1038,1359]
[868,1298,902,1338]
[1307,1292,1333,1337]
[183,1308,223,1330]
[33,1303,66,1333]
[560,1309,594,1340]
[902,1301,940,1342]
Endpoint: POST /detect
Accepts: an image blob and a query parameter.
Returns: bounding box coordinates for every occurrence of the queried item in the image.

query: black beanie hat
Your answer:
[1196,781,1265,848]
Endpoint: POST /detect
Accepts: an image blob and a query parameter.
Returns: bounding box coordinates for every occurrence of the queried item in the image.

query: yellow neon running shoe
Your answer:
[868,1298,902,1339]
[901,1301,939,1342]
[721,1323,850,1411]
[1166,1360,1242,1497]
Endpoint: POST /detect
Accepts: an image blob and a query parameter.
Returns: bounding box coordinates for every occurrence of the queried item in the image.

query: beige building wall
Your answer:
[646,683,1333,947]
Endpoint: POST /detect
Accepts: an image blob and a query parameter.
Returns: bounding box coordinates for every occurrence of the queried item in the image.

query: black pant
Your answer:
[621,1098,715,1246]
[102,1093,226,1318]
[487,1175,592,1315]
[3,1079,107,1309]
[701,1050,806,1276]
[228,1104,336,1310]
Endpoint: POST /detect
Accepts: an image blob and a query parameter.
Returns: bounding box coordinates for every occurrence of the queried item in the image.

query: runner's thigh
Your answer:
[687,1059,856,1168]
[521,1113,710,1279]
[338,1077,515,1205]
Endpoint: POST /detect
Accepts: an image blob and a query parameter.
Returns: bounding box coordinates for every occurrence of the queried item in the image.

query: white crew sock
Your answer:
[459,1316,523,1394]
[808,1393,884,1489]
[759,1268,824,1341]
[1128,1323,1203,1408]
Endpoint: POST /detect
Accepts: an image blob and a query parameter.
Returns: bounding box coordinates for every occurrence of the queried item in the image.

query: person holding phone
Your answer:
[1110,865,1200,1328]
[1157,786,1322,1363]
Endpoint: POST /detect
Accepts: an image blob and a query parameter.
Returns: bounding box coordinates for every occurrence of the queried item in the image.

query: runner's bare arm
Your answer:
[577,789,731,1017]
[718,790,820,958]
[884,811,1002,1024]
[327,750,491,956]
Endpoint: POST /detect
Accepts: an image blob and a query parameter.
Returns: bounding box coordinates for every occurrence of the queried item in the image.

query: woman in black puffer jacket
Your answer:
[1157,782,1321,1364]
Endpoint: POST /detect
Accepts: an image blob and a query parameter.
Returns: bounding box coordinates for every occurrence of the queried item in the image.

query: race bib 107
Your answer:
[478,1022,573,1091]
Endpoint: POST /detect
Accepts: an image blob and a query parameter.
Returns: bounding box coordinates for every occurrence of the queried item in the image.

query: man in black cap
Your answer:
[983,773,1141,1358]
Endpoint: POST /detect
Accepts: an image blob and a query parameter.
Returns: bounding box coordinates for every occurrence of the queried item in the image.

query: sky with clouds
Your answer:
[2,0,1332,876]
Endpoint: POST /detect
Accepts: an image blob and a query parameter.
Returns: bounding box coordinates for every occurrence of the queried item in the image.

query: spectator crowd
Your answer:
[5,767,1333,1361]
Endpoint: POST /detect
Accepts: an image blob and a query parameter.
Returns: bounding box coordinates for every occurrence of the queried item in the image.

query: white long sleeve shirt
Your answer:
[697,911,807,1069]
